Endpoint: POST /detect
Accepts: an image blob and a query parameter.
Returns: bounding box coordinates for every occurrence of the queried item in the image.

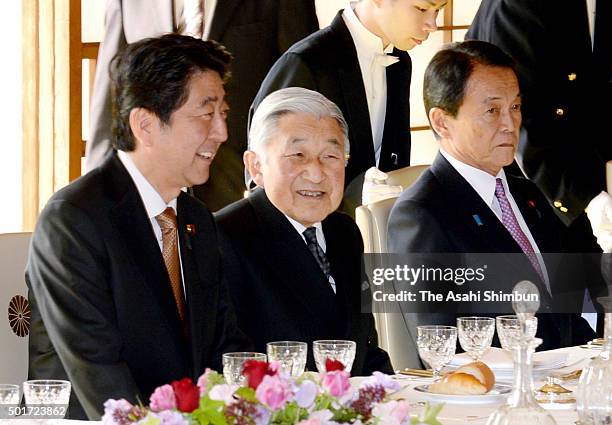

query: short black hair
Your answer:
[110,34,232,151]
[423,40,517,123]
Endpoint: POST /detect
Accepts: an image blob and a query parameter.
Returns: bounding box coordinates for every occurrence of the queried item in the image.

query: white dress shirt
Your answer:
[285,215,337,293]
[174,0,217,40]
[342,2,398,166]
[440,150,551,294]
[118,151,186,295]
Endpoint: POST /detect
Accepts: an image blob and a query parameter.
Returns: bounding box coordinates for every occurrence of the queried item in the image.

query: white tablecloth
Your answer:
[384,344,601,425]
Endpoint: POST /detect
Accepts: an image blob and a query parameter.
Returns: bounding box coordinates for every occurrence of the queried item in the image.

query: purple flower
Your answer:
[149,384,176,412]
[321,370,351,398]
[360,371,400,393]
[294,380,318,408]
[196,368,213,395]
[137,411,189,425]
[255,375,294,410]
[297,410,335,425]
[102,399,134,425]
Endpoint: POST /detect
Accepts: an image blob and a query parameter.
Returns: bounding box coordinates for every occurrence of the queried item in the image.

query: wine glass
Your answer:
[416,325,457,378]
[222,352,267,385]
[23,380,71,419]
[496,315,538,350]
[313,340,356,373]
[457,317,495,361]
[266,341,307,377]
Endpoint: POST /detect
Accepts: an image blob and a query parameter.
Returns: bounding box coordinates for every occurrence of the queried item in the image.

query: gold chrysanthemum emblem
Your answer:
[8,295,30,337]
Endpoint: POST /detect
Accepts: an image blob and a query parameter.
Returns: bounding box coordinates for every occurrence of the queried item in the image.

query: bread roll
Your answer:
[428,361,495,395]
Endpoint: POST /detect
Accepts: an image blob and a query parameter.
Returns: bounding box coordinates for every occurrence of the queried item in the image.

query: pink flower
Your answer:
[149,384,176,412]
[360,371,400,393]
[209,384,239,404]
[321,370,351,398]
[297,410,334,425]
[102,399,134,425]
[196,368,213,395]
[255,375,294,410]
[371,400,411,425]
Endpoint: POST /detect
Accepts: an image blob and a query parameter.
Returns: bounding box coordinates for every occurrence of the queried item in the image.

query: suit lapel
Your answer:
[248,190,341,325]
[104,157,188,354]
[208,0,242,41]
[322,219,351,336]
[177,193,222,377]
[431,155,522,254]
[379,49,411,171]
[328,13,376,178]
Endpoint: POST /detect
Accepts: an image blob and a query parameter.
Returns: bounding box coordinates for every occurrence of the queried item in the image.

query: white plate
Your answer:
[413,384,512,405]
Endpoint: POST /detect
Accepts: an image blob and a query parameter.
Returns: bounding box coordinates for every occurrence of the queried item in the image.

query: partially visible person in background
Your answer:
[466,0,611,234]
[87,0,319,211]
[251,0,447,215]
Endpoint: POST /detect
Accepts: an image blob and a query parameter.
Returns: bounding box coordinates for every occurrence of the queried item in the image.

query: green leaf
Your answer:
[191,395,228,425]
[234,387,257,403]
[269,402,308,425]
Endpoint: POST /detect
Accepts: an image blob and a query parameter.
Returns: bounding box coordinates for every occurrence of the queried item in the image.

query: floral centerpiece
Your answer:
[102,360,443,425]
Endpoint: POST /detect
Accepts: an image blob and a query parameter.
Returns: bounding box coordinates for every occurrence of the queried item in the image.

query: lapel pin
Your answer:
[472,214,484,226]
[186,224,196,235]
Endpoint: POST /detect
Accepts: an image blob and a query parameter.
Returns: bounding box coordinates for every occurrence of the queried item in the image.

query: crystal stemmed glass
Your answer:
[496,315,538,350]
[266,341,308,377]
[457,317,495,361]
[23,380,71,419]
[313,340,356,373]
[416,325,457,378]
[222,352,267,385]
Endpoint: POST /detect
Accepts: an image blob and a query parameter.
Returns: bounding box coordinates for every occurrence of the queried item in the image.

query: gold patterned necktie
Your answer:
[156,208,188,328]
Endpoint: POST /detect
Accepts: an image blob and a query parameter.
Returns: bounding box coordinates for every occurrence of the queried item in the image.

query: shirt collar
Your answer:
[284,214,326,252]
[118,150,177,219]
[342,2,395,59]
[440,149,508,208]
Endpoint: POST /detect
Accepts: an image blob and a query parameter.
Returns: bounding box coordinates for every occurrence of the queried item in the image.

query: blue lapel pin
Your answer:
[472,214,483,226]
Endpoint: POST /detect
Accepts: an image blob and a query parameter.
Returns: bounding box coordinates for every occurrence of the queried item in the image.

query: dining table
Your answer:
[3,344,601,425]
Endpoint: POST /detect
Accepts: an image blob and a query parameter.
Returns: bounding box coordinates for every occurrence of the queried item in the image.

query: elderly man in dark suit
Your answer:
[216,87,393,375]
[86,0,319,211]
[466,0,612,234]
[251,0,447,214]
[27,35,249,420]
[388,41,599,350]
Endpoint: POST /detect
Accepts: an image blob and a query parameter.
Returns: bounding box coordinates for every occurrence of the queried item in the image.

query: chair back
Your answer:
[355,165,429,370]
[0,232,32,385]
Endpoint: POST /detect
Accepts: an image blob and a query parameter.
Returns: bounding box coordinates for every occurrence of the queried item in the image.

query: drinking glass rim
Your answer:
[416,325,457,331]
[222,352,267,359]
[266,341,308,347]
[457,316,495,322]
[313,340,356,346]
[0,384,19,390]
[23,380,70,388]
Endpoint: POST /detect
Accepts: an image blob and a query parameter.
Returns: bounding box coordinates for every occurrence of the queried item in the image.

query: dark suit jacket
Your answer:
[215,188,393,375]
[251,11,412,213]
[86,0,319,211]
[387,153,599,350]
[27,154,249,420]
[466,0,612,225]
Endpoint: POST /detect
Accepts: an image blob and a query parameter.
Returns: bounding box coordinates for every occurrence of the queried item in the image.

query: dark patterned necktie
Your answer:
[303,227,331,279]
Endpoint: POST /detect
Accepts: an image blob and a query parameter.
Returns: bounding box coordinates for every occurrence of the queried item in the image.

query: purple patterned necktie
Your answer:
[494,178,545,283]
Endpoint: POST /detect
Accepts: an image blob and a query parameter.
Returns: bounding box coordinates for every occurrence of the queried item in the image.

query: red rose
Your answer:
[242,360,276,389]
[325,358,345,372]
[171,378,200,413]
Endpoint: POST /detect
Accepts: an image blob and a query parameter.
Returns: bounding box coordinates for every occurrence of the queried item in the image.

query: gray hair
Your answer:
[248,87,350,158]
